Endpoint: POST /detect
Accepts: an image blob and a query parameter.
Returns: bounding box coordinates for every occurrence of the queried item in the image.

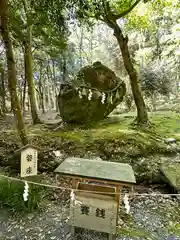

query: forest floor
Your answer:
[0,110,180,240]
[0,192,180,240]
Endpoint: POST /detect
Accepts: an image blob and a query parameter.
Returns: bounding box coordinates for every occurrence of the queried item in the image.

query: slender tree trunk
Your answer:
[22,78,27,114]
[155,29,161,60]
[52,60,58,111]
[23,0,40,124]
[0,0,28,145]
[89,28,93,64]
[47,84,51,109]
[151,93,156,112]
[79,27,83,68]
[46,64,53,109]
[1,69,6,115]
[112,23,148,125]
[22,50,27,114]
[62,56,67,83]
[38,66,45,113]
[24,43,40,123]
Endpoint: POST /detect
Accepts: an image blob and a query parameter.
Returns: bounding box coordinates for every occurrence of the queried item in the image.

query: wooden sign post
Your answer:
[14,144,39,178]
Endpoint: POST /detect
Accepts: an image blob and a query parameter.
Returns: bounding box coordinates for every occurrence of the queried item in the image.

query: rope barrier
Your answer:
[0,174,180,197]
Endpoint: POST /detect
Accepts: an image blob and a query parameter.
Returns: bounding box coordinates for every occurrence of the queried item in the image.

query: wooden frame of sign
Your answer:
[54,157,136,240]
[14,144,40,178]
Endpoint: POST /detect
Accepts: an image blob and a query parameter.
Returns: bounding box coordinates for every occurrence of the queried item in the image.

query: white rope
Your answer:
[123,194,130,214]
[0,174,180,197]
[23,181,29,201]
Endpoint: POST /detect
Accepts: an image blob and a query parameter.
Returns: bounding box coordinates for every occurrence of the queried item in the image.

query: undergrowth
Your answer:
[0,177,47,214]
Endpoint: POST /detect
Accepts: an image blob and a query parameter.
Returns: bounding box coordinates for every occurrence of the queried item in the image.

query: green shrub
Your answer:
[0,177,47,213]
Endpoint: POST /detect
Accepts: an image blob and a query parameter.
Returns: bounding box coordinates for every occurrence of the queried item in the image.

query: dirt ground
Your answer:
[0,192,180,240]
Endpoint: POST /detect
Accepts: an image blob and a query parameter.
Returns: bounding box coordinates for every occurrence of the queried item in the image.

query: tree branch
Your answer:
[114,0,142,20]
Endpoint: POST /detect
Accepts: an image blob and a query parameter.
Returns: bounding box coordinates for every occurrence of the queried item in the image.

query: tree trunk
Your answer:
[1,69,6,115]
[155,29,161,60]
[79,27,83,68]
[22,77,27,114]
[52,60,58,111]
[38,66,45,113]
[22,50,27,114]
[23,0,40,124]
[24,43,40,124]
[112,23,148,125]
[62,56,67,83]
[151,93,156,112]
[0,0,28,145]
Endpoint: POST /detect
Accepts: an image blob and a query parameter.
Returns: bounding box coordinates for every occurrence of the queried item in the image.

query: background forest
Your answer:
[0,0,180,133]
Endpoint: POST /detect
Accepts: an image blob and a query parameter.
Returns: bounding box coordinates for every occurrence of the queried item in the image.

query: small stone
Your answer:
[165,138,176,144]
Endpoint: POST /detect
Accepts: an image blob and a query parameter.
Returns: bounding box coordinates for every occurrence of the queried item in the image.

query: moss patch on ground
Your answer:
[168,223,180,236]
[150,111,180,140]
[25,111,180,156]
[117,227,152,239]
[1,111,180,183]
[3,111,180,149]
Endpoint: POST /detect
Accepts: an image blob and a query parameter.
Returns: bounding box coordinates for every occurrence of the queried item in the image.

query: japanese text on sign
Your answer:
[21,148,38,177]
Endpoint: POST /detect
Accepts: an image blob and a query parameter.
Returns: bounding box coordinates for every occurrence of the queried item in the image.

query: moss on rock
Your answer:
[58,62,126,123]
[160,162,180,191]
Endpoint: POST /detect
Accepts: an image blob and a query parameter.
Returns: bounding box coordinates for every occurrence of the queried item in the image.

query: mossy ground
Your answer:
[1,111,180,239]
[117,227,152,239]
[34,110,180,139]
[1,111,179,184]
[168,223,180,236]
[24,111,180,157]
[1,112,179,168]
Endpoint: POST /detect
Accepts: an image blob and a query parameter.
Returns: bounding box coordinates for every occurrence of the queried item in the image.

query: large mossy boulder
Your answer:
[58,61,126,124]
[160,162,180,192]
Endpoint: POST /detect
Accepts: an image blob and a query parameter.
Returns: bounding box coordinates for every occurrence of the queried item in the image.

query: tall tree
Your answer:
[0,62,6,116]
[22,0,41,124]
[0,0,28,144]
[73,0,149,125]
[9,0,68,120]
[7,0,41,123]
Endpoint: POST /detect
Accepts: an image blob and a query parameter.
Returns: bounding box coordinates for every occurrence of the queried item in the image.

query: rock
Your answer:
[167,235,179,240]
[91,157,103,161]
[165,138,177,144]
[58,61,126,124]
[160,162,180,194]
[38,150,61,172]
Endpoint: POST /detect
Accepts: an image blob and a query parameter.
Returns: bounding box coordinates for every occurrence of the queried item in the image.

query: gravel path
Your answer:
[0,194,180,240]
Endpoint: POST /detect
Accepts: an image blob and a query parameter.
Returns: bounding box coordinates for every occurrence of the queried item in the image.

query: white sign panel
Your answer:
[20,148,38,178]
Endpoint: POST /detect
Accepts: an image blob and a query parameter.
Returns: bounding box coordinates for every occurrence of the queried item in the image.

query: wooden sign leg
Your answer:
[72,178,78,189]
[70,226,76,236]
[109,233,115,240]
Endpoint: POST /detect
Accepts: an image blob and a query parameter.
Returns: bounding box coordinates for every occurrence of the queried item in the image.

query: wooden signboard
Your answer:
[54,157,136,240]
[14,144,39,178]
